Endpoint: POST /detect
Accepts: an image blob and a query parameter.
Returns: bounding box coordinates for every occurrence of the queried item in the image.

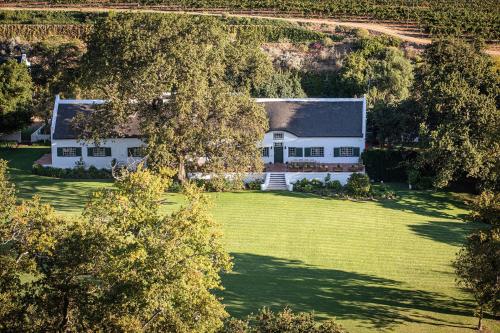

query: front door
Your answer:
[274,143,283,163]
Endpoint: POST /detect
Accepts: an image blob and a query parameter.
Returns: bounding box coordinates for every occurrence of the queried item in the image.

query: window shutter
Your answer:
[87,147,94,157]
[105,147,112,156]
[76,147,82,157]
[304,148,311,157]
[297,147,303,157]
[353,147,360,157]
[127,148,132,157]
[333,148,340,157]
[57,148,63,156]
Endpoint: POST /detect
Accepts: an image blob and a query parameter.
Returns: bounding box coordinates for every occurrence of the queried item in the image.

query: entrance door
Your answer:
[274,142,283,163]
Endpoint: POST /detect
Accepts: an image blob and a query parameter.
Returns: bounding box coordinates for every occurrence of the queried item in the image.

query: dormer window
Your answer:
[273,132,284,140]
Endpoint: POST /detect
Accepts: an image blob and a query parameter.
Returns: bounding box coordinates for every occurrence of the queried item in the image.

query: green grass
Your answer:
[1,147,498,333]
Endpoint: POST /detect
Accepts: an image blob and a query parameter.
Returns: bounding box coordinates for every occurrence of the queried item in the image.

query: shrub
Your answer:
[32,163,112,179]
[345,173,371,197]
[361,148,417,182]
[408,168,434,190]
[195,177,243,192]
[468,191,500,226]
[246,179,263,190]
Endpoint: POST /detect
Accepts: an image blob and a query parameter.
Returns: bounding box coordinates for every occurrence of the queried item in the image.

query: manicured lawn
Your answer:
[1,147,498,333]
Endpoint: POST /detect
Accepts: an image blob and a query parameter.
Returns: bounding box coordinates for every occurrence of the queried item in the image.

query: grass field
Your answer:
[1,146,498,333]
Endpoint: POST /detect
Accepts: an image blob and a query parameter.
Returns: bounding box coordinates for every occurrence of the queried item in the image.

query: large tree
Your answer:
[0,161,232,331]
[415,39,500,189]
[0,60,33,134]
[75,13,269,181]
[453,229,500,331]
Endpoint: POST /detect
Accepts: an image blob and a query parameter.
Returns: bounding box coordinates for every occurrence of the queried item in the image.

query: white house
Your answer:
[48,96,366,190]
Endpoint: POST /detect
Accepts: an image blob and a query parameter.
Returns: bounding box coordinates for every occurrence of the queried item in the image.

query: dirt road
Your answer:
[0,4,498,56]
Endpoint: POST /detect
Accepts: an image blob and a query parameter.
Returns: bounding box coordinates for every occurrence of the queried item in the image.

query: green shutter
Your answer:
[304,148,311,157]
[87,147,94,157]
[57,148,63,156]
[297,147,303,157]
[75,147,82,156]
[105,147,112,156]
[353,147,360,157]
[333,148,340,157]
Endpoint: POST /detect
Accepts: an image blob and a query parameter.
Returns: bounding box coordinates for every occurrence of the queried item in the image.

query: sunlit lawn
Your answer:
[1,146,498,333]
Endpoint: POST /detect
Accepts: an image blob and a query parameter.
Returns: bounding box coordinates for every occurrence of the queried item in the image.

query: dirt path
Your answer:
[1,4,498,56]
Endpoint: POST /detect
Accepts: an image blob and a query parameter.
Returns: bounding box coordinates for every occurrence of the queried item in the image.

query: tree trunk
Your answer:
[178,157,187,183]
[58,294,70,333]
[477,306,483,331]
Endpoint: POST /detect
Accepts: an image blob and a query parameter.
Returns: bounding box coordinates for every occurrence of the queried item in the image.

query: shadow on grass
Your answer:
[222,253,474,330]
[408,220,482,247]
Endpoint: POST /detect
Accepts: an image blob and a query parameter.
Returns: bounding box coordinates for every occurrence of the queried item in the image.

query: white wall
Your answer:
[261,131,364,164]
[51,138,145,169]
[0,131,21,143]
[285,172,353,185]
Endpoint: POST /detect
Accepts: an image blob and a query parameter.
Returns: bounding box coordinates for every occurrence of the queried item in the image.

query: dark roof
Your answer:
[261,100,363,137]
[53,103,141,140]
[53,99,364,140]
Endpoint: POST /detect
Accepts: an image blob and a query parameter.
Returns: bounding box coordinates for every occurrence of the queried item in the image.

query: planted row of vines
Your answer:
[3,0,499,40]
[0,22,328,43]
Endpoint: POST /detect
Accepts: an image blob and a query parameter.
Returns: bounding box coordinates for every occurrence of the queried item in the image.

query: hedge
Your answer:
[361,148,418,183]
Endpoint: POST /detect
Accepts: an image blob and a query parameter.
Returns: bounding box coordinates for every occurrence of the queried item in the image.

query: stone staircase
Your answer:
[266,173,287,191]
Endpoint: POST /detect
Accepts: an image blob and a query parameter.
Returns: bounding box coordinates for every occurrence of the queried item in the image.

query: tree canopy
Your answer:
[0,60,33,133]
[75,13,270,180]
[0,161,231,331]
[414,39,500,189]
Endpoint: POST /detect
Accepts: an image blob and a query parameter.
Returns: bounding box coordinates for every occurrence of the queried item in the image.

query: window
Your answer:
[128,147,145,157]
[310,147,324,157]
[288,147,303,157]
[262,147,269,157]
[57,147,81,157]
[334,147,360,157]
[87,147,111,157]
[273,132,284,140]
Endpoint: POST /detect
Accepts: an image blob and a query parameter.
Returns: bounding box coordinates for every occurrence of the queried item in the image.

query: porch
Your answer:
[265,162,364,173]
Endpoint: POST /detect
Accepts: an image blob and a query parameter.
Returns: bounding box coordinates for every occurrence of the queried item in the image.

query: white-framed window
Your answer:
[62,147,77,157]
[262,147,270,157]
[340,147,354,157]
[311,147,324,157]
[91,147,107,157]
[288,147,304,157]
[273,132,284,140]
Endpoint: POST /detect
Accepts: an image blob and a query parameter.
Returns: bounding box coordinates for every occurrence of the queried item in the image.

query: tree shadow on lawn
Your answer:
[408,220,483,247]
[221,253,474,331]
[264,188,467,221]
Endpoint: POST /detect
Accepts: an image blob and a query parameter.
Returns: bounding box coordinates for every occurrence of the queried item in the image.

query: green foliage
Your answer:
[76,13,269,181]
[221,307,348,333]
[32,163,112,179]
[1,164,232,331]
[253,69,306,98]
[468,191,500,226]
[340,37,413,107]
[362,148,417,182]
[195,176,245,192]
[245,179,263,190]
[4,0,499,40]
[0,60,33,133]
[345,173,371,197]
[415,39,500,189]
[453,228,500,330]
[407,168,434,190]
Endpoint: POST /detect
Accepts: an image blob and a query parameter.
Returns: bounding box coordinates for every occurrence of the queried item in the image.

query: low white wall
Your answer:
[31,125,50,142]
[0,131,21,143]
[286,172,354,186]
[188,172,265,183]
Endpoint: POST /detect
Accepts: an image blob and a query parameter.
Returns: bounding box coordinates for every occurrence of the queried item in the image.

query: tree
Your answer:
[415,39,500,189]
[253,69,306,98]
[0,60,33,133]
[221,307,348,333]
[30,39,85,125]
[75,14,269,181]
[0,162,231,331]
[453,229,500,331]
[340,36,413,107]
